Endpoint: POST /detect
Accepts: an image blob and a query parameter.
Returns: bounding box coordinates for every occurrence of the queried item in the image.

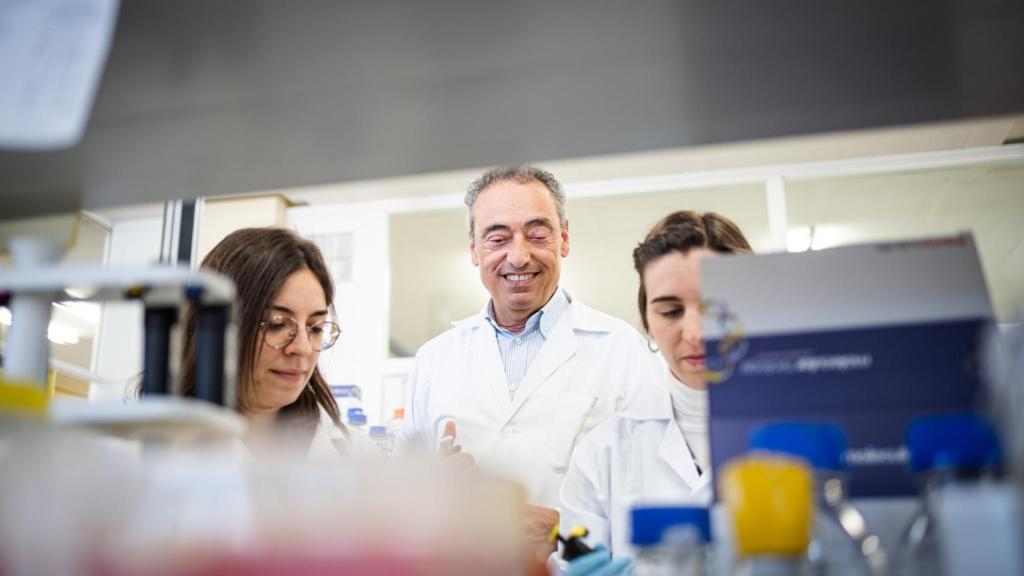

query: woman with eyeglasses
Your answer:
[178,227,354,458]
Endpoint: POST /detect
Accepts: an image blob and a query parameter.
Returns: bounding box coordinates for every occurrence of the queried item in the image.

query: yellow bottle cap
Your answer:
[719,454,814,557]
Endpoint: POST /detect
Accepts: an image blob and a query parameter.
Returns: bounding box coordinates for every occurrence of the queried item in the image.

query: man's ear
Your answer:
[470,238,479,266]
[560,220,570,258]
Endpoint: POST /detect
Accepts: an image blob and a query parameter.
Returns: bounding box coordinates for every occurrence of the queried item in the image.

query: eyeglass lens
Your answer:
[262,316,341,351]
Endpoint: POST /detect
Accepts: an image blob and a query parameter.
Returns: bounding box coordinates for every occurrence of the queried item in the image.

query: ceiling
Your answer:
[2,0,1023,221]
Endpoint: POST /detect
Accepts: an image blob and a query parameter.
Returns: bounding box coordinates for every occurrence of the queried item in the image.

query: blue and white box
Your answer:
[704,234,993,497]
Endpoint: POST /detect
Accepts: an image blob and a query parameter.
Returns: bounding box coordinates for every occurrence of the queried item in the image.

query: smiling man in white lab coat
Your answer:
[395,165,653,554]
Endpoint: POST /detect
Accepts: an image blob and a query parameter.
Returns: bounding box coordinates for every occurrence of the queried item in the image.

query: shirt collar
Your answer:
[484,287,570,338]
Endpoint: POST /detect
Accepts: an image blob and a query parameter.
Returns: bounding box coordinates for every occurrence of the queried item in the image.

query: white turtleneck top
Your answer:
[667,373,710,474]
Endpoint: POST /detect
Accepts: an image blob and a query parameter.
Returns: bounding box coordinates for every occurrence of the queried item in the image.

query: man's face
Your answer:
[470,179,569,326]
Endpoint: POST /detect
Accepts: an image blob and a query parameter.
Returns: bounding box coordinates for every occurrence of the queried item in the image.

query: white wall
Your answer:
[388,183,773,356]
[90,217,163,400]
[195,195,290,263]
[288,205,391,425]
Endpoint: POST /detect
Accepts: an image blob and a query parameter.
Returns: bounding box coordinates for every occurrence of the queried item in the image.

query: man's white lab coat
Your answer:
[395,295,653,508]
[558,364,712,558]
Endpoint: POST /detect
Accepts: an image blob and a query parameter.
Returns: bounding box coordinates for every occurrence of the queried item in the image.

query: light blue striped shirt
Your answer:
[484,289,571,401]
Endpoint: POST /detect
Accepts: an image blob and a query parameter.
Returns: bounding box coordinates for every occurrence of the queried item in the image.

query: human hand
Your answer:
[524,505,559,562]
[565,545,632,576]
[438,420,476,468]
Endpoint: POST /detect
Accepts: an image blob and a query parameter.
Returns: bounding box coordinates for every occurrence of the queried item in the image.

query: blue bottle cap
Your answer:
[369,425,387,437]
[331,384,363,399]
[749,421,847,472]
[906,412,1002,473]
[347,408,367,426]
[630,506,711,546]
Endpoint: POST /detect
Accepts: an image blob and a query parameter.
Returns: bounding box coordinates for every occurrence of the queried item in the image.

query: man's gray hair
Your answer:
[465,165,567,236]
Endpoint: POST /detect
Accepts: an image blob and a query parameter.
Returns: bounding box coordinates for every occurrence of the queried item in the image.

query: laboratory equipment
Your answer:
[556,525,633,576]
[347,407,367,432]
[750,421,887,576]
[0,421,529,575]
[368,425,393,457]
[551,524,595,562]
[706,235,992,499]
[720,454,814,576]
[0,235,238,407]
[896,412,1003,576]
[331,384,363,428]
[387,407,405,437]
[631,506,712,576]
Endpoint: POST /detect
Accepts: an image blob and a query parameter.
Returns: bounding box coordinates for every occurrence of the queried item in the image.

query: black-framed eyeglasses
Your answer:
[259,316,342,351]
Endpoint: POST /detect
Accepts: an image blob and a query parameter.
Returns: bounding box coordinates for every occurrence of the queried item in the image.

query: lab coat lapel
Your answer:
[658,419,704,492]
[507,315,577,418]
[469,319,513,411]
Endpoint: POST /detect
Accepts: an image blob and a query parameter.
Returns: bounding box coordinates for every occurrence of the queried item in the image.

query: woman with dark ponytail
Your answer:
[558,211,752,567]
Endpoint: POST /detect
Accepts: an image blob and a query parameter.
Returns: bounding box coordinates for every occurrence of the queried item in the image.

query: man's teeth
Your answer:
[505,273,533,281]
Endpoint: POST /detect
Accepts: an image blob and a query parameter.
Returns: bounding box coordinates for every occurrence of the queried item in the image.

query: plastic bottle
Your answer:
[631,506,712,576]
[368,425,394,457]
[750,421,886,576]
[720,454,814,576]
[331,384,363,426]
[896,412,1002,576]
[387,408,405,438]
[346,407,367,433]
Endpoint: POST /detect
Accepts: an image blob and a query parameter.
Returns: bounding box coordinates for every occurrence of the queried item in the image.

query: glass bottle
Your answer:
[631,506,712,576]
[750,421,886,576]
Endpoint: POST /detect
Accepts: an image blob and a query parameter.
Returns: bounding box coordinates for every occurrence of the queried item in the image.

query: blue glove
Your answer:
[565,545,632,576]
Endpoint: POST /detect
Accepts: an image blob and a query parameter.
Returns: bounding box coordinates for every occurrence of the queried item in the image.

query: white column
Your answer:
[4,236,62,385]
[765,175,788,253]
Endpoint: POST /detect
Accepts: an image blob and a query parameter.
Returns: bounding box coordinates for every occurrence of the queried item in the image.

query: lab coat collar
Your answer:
[562,293,616,334]
[630,363,710,491]
[481,287,570,339]
[658,413,708,492]
[452,290,613,418]
[506,304,578,416]
[470,315,514,409]
[622,362,709,491]
[452,289,612,334]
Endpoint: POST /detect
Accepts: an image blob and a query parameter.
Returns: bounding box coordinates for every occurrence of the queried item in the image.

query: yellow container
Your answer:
[0,374,50,418]
[719,454,814,557]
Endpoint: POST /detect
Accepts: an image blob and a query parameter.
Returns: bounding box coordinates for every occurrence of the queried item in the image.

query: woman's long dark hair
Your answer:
[632,211,752,334]
[179,227,343,434]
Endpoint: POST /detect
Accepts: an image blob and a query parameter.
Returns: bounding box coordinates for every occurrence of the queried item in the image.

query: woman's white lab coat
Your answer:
[558,363,712,559]
[233,406,376,462]
[307,406,376,461]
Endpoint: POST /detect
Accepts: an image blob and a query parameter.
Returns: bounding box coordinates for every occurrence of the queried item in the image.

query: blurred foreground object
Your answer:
[750,422,887,575]
[0,243,237,403]
[630,506,712,576]
[720,455,814,576]
[0,0,119,150]
[898,412,1022,576]
[706,234,992,498]
[983,313,1024,485]
[0,420,527,575]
